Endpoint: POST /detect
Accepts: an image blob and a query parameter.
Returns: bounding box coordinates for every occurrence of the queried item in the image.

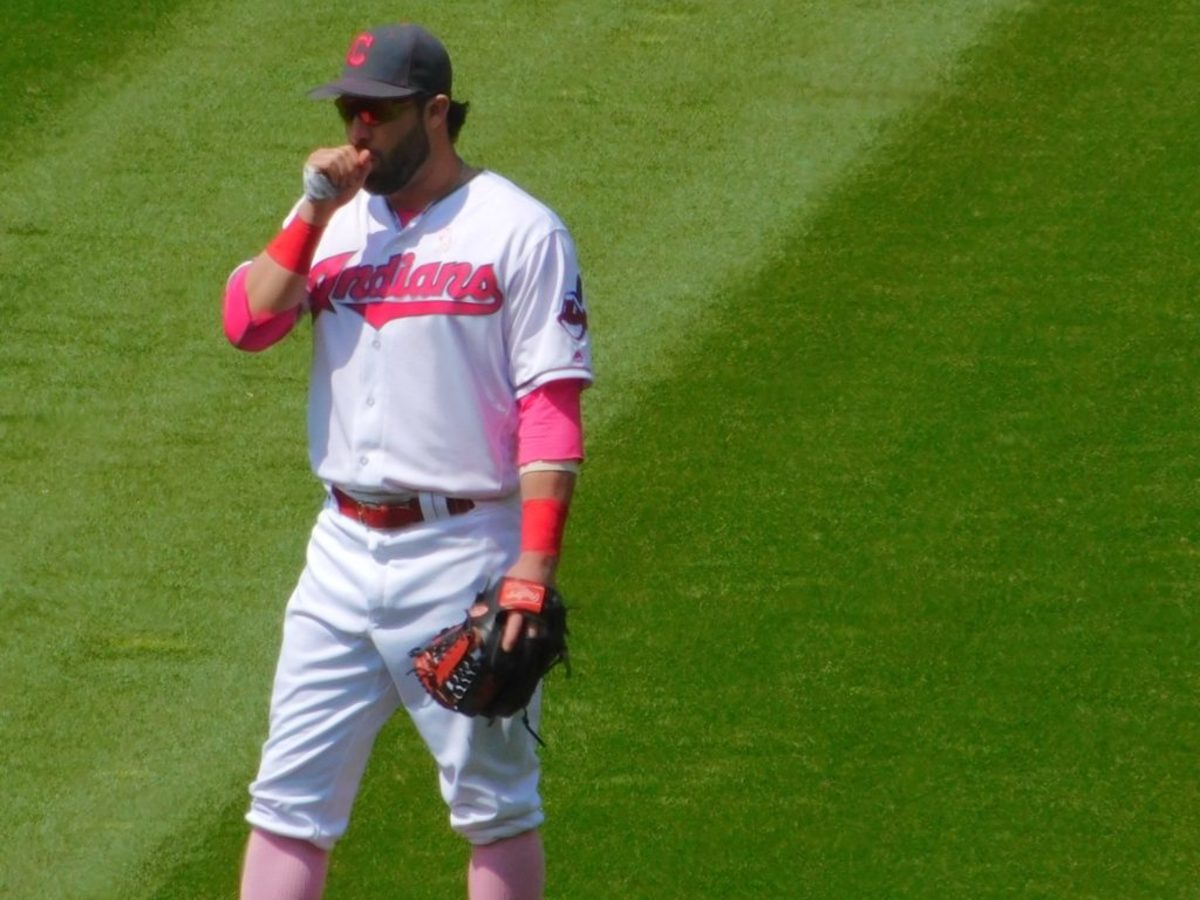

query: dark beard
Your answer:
[363,119,430,195]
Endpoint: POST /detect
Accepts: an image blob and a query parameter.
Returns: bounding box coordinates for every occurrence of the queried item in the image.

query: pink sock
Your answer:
[240,828,330,900]
[468,830,545,900]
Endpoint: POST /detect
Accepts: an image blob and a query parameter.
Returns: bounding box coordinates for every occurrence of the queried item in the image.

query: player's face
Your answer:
[337,97,430,196]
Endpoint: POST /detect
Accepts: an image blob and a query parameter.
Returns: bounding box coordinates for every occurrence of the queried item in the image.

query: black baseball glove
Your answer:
[410,577,569,726]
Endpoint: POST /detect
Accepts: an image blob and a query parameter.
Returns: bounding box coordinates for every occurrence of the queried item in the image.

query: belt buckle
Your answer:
[354,496,384,527]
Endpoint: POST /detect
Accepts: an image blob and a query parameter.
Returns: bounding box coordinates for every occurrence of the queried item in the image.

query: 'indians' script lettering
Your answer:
[310,253,503,327]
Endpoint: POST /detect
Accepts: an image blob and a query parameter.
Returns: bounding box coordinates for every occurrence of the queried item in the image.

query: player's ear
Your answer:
[424,93,451,131]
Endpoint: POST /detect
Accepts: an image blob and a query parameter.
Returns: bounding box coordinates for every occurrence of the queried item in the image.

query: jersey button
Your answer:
[372,339,382,349]
[359,456,368,466]
[366,398,375,407]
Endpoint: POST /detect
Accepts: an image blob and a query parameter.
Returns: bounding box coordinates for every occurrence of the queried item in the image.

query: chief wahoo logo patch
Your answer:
[557,275,588,341]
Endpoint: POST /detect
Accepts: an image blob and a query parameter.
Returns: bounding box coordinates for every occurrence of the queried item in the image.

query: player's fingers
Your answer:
[304,147,342,173]
[305,146,369,197]
[501,614,523,652]
[331,148,372,195]
[331,147,364,182]
[345,152,373,190]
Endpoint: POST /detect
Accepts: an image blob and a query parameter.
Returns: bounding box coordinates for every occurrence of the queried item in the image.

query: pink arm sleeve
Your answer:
[222,263,302,352]
[516,379,586,466]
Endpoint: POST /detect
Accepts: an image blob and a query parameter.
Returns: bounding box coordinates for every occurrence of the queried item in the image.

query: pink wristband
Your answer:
[265,216,325,274]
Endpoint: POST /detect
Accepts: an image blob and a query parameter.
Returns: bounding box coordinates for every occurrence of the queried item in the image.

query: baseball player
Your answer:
[221,23,592,900]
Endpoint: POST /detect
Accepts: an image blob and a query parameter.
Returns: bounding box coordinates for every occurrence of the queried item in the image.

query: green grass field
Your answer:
[2,1,1197,897]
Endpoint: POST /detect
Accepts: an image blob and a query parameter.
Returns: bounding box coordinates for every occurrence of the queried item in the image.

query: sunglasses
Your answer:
[334,96,420,126]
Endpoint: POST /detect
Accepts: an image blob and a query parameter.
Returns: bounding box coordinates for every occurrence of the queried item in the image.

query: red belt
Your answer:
[332,486,475,529]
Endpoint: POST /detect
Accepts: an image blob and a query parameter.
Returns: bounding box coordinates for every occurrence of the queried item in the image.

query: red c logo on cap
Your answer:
[347,33,373,67]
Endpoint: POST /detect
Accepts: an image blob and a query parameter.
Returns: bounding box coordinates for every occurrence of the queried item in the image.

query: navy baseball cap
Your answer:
[308,24,452,100]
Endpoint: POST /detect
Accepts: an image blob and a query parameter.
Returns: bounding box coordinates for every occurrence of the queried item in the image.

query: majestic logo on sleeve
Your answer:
[309,252,503,328]
[557,275,588,340]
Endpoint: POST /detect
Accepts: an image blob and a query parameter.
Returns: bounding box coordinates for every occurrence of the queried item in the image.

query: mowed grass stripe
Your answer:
[1,2,1030,898]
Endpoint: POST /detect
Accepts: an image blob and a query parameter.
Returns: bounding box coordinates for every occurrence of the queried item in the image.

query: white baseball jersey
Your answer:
[295,171,592,498]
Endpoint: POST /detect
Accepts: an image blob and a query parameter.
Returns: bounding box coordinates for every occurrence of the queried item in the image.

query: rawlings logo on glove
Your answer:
[410,578,569,727]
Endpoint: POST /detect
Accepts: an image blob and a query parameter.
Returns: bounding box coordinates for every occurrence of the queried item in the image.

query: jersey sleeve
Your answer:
[503,228,594,398]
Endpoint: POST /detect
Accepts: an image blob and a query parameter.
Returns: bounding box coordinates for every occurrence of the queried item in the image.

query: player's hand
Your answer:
[498,553,558,652]
[301,145,372,218]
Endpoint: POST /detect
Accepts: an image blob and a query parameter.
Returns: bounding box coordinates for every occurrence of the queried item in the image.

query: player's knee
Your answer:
[451,802,545,845]
[246,797,343,852]
[247,826,330,857]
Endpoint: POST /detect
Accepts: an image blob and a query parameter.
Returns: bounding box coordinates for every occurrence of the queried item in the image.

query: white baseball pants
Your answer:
[246,495,544,850]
